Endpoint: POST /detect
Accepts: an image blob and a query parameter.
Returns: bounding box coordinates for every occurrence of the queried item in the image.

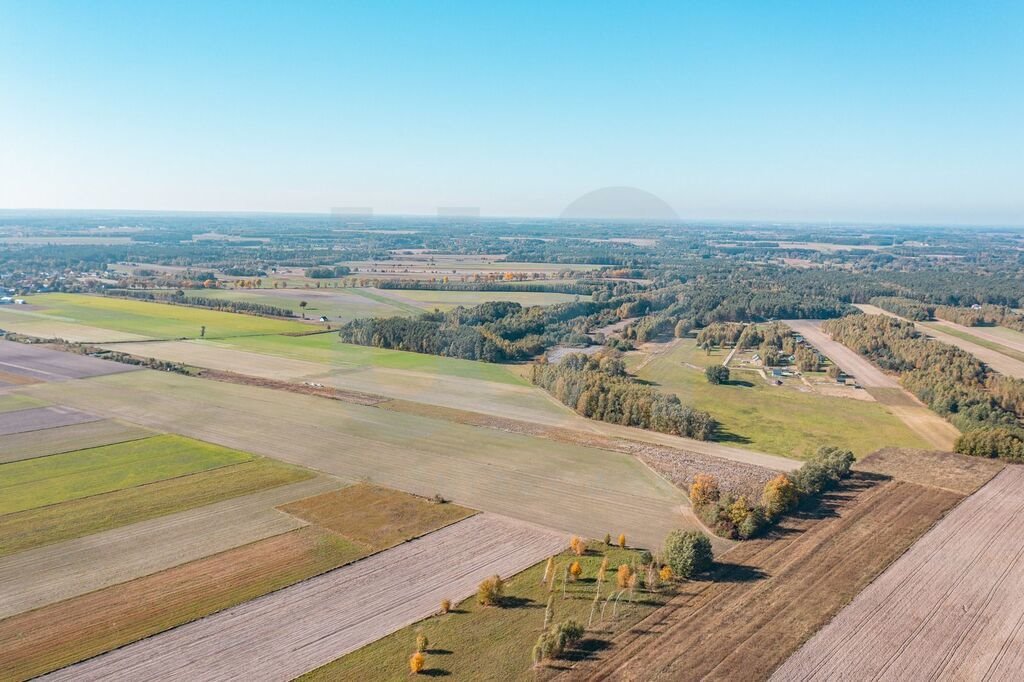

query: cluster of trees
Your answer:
[103,290,296,317]
[305,265,351,278]
[871,297,1024,334]
[531,353,717,440]
[690,446,854,539]
[822,314,1024,459]
[374,279,598,296]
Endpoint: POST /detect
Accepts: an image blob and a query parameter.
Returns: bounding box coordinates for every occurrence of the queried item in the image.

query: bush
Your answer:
[476,575,504,606]
[705,364,730,384]
[534,619,585,661]
[409,652,425,674]
[792,446,854,496]
[616,564,632,589]
[569,561,582,581]
[569,535,587,556]
[690,473,720,507]
[617,533,627,549]
[762,474,799,519]
[440,599,451,614]
[663,530,714,579]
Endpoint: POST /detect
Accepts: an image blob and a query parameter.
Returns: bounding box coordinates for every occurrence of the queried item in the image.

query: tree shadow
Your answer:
[725,379,754,387]
[562,638,613,662]
[420,669,451,677]
[500,596,540,609]
[426,649,452,655]
[712,562,768,583]
[712,429,752,445]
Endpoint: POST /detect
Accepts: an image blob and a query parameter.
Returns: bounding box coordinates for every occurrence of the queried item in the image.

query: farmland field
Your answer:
[775,465,1024,681]
[0,434,252,515]
[0,457,314,556]
[1,293,308,340]
[180,286,418,322]
[561,472,967,681]
[0,394,47,413]
[372,286,584,310]
[16,369,696,549]
[626,338,929,458]
[306,546,670,681]
[0,419,153,464]
[0,405,99,436]
[43,514,565,682]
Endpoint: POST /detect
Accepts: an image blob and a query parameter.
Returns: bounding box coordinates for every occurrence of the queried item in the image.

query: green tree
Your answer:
[705,364,730,385]
[663,530,714,579]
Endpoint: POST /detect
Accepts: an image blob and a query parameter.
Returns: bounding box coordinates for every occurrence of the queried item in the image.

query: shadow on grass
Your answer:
[426,649,452,655]
[500,596,540,609]
[712,562,767,583]
[725,379,755,387]
[562,637,613,662]
[420,669,451,677]
[712,429,753,445]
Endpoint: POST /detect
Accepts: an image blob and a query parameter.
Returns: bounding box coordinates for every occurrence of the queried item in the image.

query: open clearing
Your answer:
[775,465,1024,681]
[0,434,252,515]
[0,405,100,436]
[559,472,966,681]
[307,546,669,681]
[783,319,960,450]
[7,293,308,340]
[627,337,928,458]
[0,457,313,557]
[0,419,154,464]
[0,340,138,380]
[0,476,340,619]
[42,514,566,682]
[17,370,695,549]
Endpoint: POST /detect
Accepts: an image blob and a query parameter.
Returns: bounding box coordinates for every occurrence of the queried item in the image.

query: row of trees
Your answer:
[691,446,855,539]
[870,296,1024,334]
[531,353,717,440]
[103,289,296,317]
[822,314,1024,459]
[305,265,352,278]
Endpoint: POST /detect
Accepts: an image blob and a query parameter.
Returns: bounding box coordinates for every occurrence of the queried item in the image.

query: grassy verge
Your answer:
[0,435,253,514]
[0,458,312,556]
[628,339,929,458]
[301,547,671,681]
[921,322,1024,364]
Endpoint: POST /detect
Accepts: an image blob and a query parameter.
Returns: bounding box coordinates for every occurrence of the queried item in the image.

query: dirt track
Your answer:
[774,466,1024,681]
[43,514,565,682]
[0,476,341,619]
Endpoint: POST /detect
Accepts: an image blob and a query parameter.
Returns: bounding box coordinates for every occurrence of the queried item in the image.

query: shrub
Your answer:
[705,364,730,384]
[659,565,673,582]
[409,652,425,674]
[604,532,612,546]
[762,474,799,519]
[792,446,855,496]
[616,564,632,589]
[476,575,504,606]
[439,599,451,614]
[570,535,587,556]
[663,530,714,579]
[618,533,627,549]
[569,561,583,581]
[737,506,766,540]
[597,556,609,583]
[690,474,720,507]
[534,619,585,661]
[415,631,428,653]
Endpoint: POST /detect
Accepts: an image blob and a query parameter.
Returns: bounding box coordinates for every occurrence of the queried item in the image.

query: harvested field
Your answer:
[856,447,1003,495]
[0,434,252,515]
[0,405,99,436]
[0,310,150,343]
[0,394,46,413]
[0,458,315,557]
[558,474,963,681]
[0,419,153,464]
[42,514,566,682]
[20,371,695,549]
[0,476,341,619]
[0,339,139,380]
[2,527,366,681]
[280,483,473,549]
[775,466,1024,681]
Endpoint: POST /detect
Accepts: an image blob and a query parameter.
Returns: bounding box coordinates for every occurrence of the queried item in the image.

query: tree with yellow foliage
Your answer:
[477,575,504,606]
[617,533,626,549]
[409,652,425,674]
[597,556,609,584]
[569,561,583,581]
[569,536,587,556]
[659,565,673,582]
[616,564,632,589]
[690,473,720,508]
[762,473,799,519]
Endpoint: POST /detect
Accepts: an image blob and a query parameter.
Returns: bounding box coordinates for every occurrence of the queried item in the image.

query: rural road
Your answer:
[44,514,566,682]
[774,466,1024,681]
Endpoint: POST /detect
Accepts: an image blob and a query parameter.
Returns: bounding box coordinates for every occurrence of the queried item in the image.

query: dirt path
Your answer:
[43,514,566,682]
[0,476,341,619]
[774,466,1024,681]
[783,318,958,450]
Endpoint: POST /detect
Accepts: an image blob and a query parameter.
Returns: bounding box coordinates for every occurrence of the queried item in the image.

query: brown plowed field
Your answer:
[773,465,1024,681]
[557,474,963,681]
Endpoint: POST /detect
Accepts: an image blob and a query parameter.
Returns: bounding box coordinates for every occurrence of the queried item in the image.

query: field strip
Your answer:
[0,419,154,464]
[773,466,1024,681]
[0,476,342,619]
[0,340,140,379]
[42,514,566,682]
[0,405,100,436]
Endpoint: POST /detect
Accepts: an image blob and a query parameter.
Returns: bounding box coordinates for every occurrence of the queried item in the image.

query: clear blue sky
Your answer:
[1,1,1021,224]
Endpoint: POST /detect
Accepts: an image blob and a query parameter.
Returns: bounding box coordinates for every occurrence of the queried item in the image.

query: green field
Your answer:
[0,394,47,413]
[0,435,254,515]
[13,293,309,339]
[628,339,930,459]
[0,458,312,556]
[182,287,420,322]
[379,287,585,311]
[220,332,528,386]
[303,547,669,681]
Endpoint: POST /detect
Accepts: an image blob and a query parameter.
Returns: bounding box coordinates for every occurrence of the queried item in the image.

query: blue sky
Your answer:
[1,1,1022,224]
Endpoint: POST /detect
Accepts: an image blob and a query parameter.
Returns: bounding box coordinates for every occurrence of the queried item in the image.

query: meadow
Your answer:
[627,338,930,458]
